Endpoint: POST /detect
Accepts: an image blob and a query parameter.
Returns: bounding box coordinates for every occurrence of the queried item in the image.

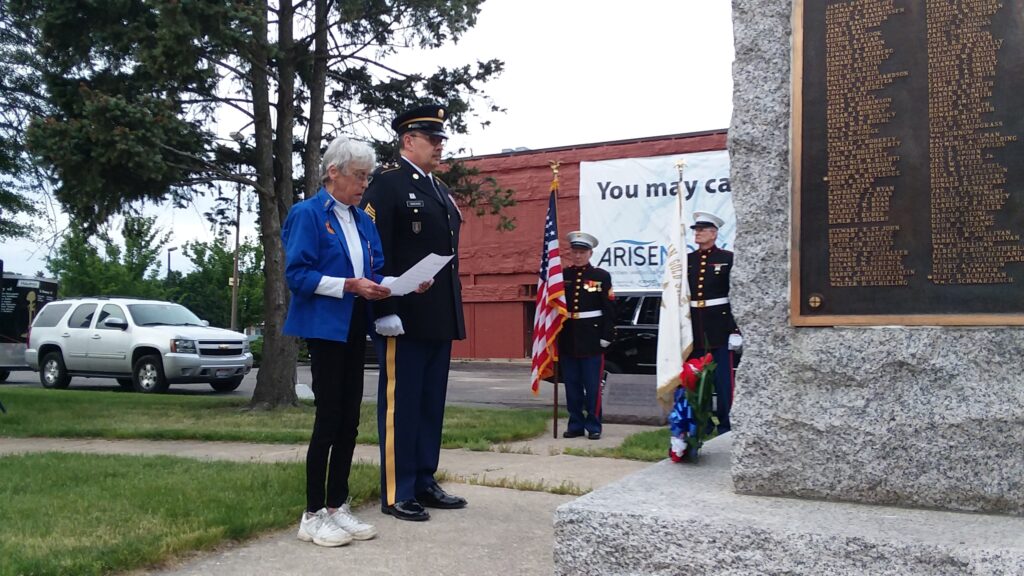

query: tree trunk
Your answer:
[275,0,296,217]
[250,0,298,408]
[302,0,328,199]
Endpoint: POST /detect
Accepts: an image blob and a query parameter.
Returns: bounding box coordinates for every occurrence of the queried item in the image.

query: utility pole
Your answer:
[230,186,241,332]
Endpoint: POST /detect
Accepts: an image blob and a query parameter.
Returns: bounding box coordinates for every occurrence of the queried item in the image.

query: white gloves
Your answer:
[375,314,405,336]
[728,333,743,352]
[599,339,611,348]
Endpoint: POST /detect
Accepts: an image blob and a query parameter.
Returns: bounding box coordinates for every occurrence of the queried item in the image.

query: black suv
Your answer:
[605,292,660,374]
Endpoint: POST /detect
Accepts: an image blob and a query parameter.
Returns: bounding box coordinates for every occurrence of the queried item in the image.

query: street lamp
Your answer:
[167,246,178,278]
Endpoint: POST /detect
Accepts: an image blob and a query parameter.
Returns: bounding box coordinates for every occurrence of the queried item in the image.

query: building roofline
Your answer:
[453,128,729,161]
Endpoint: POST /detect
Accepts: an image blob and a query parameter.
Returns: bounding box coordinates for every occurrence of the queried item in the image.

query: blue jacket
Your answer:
[282,188,385,342]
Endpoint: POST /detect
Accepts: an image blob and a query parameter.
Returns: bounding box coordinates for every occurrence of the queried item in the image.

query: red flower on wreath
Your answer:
[679,353,714,392]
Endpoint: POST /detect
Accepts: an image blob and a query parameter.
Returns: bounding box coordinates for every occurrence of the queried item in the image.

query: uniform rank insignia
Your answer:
[365,203,376,223]
[325,221,336,235]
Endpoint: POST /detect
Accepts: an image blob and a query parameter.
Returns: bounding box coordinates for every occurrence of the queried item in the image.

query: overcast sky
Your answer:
[3,1,734,277]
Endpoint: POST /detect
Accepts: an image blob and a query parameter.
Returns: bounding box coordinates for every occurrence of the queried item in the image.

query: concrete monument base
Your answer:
[554,436,1024,575]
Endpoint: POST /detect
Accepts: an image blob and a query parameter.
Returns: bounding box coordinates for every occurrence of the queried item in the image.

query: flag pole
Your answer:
[674,158,692,365]
[656,159,691,409]
[550,159,562,439]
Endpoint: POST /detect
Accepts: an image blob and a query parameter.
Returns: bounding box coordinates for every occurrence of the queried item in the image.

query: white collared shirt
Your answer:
[314,199,365,299]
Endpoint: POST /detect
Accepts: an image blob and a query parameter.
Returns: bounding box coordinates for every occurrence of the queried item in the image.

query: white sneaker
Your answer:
[331,503,378,540]
[297,509,353,547]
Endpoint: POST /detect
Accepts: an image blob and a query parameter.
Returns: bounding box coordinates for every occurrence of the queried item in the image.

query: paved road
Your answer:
[2,359,663,422]
[0,361,567,409]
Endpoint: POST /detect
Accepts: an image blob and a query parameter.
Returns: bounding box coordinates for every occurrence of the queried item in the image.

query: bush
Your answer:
[248,336,309,366]
[249,337,263,366]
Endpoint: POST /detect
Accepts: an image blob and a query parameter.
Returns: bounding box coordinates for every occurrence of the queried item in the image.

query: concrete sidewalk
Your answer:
[2,421,659,575]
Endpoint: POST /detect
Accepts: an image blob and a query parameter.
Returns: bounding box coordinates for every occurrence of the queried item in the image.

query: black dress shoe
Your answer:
[381,500,430,521]
[416,484,467,509]
[587,432,601,440]
[562,430,584,438]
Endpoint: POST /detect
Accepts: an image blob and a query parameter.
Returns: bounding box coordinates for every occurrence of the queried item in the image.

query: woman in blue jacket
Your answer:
[283,136,390,548]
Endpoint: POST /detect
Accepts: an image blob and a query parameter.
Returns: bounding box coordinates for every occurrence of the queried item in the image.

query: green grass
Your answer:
[0,452,379,576]
[563,427,670,462]
[0,388,550,447]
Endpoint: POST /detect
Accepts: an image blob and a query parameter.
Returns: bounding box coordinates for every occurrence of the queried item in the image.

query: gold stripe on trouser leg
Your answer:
[385,337,398,505]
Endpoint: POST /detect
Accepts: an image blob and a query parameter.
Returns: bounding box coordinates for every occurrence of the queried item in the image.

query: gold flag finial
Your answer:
[549,160,561,178]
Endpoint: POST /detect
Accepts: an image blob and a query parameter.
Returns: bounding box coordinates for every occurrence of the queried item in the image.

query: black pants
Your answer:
[305,299,366,513]
[690,346,735,434]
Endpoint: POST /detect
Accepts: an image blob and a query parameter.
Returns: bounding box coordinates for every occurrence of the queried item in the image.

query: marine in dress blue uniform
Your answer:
[687,211,742,434]
[360,104,467,521]
[558,231,616,440]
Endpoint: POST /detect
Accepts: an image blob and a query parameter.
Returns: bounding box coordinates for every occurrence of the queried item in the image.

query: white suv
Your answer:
[26,297,253,393]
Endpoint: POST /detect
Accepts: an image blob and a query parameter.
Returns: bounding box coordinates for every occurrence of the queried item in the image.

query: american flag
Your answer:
[530,187,567,394]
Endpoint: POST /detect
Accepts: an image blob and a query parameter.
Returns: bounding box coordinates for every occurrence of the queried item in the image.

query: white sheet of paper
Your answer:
[382,253,454,296]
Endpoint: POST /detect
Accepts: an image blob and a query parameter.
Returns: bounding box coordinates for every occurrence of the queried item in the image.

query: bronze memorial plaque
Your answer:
[792,0,1024,325]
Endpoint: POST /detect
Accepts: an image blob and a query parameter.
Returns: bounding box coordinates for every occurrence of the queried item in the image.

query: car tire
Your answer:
[0,369,9,383]
[132,355,169,394]
[209,376,243,393]
[40,352,71,389]
[116,378,135,390]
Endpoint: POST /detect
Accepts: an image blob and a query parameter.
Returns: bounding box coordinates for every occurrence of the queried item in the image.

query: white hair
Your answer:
[320,137,376,182]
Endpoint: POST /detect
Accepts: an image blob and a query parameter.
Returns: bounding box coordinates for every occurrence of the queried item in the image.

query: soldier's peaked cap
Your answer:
[567,231,599,250]
[690,211,724,230]
[392,104,449,138]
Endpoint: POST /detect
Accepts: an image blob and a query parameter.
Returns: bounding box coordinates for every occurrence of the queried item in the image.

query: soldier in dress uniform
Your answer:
[360,103,467,522]
[688,211,742,434]
[558,231,616,440]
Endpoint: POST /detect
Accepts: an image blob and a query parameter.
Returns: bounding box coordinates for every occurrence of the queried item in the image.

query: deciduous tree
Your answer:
[46,215,169,299]
[13,0,508,408]
[172,236,264,330]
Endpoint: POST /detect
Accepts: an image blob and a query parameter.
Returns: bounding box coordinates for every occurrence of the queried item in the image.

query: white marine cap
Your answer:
[690,211,724,230]
[566,231,599,249]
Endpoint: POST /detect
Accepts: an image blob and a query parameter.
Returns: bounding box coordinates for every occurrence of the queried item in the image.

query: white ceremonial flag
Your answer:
[655,161,694,409]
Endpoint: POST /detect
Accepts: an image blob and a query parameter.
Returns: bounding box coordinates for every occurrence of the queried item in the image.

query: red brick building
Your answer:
[452,129,727,359]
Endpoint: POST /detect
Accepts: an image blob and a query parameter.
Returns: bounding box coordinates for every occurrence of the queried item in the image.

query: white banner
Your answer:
[579,150,734,292]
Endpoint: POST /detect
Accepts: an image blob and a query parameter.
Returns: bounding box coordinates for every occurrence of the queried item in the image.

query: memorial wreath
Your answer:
[668,353,717,463]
